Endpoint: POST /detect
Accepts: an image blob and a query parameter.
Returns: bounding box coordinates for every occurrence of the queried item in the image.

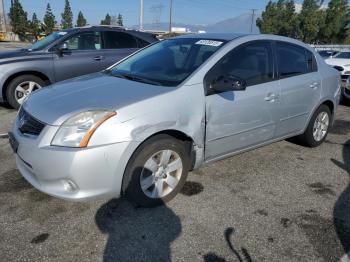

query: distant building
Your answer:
[171,27,190,33]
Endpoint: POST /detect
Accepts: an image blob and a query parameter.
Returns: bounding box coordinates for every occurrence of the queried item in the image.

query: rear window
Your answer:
[276,42,317,78]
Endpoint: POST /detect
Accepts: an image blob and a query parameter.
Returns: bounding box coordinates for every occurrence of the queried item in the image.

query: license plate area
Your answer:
[8,132,19,153]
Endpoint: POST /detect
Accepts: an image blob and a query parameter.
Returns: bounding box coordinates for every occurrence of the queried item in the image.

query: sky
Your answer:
[2,0,334,27]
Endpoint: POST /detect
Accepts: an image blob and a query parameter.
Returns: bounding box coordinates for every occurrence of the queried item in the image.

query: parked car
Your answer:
[325,51,350,102]
[10,33,340,207]
[0,26,158,109]
[317,49,339,59]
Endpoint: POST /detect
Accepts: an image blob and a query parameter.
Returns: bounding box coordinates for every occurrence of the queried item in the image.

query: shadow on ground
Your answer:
[203,227,252,262]
[332,139,350,255]
[95,199,181,262]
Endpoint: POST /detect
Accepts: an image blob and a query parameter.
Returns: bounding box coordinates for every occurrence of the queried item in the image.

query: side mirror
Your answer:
[57,42,69,54]
[210,75,247,93]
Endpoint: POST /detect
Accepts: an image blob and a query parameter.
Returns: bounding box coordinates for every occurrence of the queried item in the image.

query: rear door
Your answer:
[101,31,140,69]
[204,41,281,160]
[53,31,105,81]
[274,41,321,137]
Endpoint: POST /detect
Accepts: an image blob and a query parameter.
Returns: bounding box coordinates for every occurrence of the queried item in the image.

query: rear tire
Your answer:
[122,134,190,207]
[298,105,331,147]
[6,75,46,109]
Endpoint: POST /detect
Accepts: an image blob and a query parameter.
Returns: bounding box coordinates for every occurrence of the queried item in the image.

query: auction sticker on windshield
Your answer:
[195,40,223,47]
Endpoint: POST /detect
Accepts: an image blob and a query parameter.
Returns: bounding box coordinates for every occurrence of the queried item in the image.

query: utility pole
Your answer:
[250,9,258,34]
[140,0,144,30]
[0,0,6,33]
[169,0,173,33]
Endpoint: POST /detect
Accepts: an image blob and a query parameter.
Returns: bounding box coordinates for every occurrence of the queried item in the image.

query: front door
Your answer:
[53,31,106,82]
[205,41,281,161]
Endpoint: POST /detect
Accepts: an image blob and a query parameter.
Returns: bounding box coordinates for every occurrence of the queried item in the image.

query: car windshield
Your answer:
[28,31,67,51]
[108,38,227,86]
[334,52,350,59]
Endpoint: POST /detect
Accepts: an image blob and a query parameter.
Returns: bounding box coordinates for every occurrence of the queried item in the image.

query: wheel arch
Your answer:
[2,71,51,101]
[120,129,198,195]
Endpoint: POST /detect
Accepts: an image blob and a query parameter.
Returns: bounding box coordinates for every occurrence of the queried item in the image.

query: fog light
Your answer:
[61,179,78,192]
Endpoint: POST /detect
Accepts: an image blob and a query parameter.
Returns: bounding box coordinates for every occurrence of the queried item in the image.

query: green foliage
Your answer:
[298,0,319,43]
[29,13,42,39]
[61,0,73,29]
[76,11,87,27]
[9,0,28,39]
[257,0,350,44]
[117,14,123,26]
[100,14,112,25]
[43,3,55,34]
[322,0,349,43]
[257,1,299,38]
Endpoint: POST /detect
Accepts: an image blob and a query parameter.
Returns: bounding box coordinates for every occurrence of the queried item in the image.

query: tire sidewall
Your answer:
[123,135,190,207]
[6,75,46,109]
[305,105,331,147]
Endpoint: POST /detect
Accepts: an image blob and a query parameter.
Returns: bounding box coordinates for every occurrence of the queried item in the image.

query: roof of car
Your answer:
[60,25,145,33]
[175,33,250,41]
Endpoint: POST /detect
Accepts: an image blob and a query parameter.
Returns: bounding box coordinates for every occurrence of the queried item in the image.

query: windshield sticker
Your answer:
[195,40,223,47]
[58,32,68,36]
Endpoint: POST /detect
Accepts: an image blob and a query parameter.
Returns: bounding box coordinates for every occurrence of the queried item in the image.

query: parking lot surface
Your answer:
[1,43,350,262]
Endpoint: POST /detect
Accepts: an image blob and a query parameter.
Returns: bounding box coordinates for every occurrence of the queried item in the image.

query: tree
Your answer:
[117,14,123,26]
[322,0,349,43]
[76,11,87,27]
[256,1,299,38]
[61,0,73,29]
[30,13,42,39]
[100,14,112,25]
[43,3,55,34]
[298,0,320,43]
[9,0,28,39]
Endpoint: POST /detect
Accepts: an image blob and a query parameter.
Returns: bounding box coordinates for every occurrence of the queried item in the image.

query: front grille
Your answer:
[334,66,344,72]
[17,108,45,136]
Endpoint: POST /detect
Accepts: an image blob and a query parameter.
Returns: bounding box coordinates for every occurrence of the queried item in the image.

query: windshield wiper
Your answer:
[113,72,162,86]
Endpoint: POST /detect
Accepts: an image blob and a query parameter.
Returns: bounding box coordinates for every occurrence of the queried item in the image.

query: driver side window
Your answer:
[65,31,102,51]
[206,41,274,90]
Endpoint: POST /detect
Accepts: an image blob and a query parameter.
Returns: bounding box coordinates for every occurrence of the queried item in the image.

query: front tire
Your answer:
[6,75,46,109]
[122,134,190,207]
[298,105,331,147]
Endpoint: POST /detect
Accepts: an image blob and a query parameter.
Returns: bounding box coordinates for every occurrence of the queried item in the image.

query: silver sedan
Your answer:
[10,33,340,207]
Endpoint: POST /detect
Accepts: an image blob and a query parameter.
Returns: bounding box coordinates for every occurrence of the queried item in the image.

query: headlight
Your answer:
[51,110,117,148]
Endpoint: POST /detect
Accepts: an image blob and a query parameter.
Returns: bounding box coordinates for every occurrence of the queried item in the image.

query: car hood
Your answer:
[0,49,27,59]
[23,73,174,125]
[325,58,350,67]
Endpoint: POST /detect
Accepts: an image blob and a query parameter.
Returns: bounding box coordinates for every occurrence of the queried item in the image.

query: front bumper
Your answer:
[12,120,139,201]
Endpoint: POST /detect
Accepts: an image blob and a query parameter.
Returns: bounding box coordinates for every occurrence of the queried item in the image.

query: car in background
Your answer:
[0,26,158,109]
[10,34,340,207]
[325,51,350,102]
[317,49,338,59]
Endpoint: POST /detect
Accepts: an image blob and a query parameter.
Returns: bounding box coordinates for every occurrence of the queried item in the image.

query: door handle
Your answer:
[265,93,279,102]
[93,56,105,61]
[309,82,319,89]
